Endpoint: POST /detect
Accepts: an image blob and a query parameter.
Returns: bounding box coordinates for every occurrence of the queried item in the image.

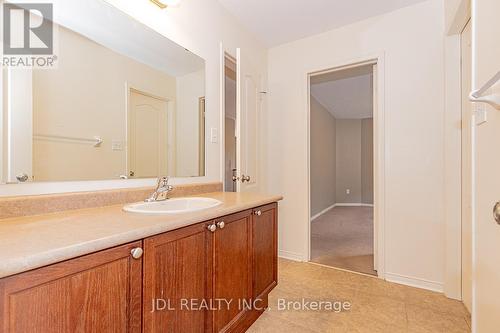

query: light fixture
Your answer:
[150,0,180,9]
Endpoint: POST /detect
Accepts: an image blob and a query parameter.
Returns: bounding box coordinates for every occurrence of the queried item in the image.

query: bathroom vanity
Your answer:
[0,193,279,333]
[0,0,274,330]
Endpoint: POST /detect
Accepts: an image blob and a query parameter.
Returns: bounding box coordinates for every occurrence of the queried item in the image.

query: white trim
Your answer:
[310,203,336,221]
[443,4,471,301]
[306,53,386,280]
[219,43,226,187]
[385,272,444,293]
[311,203,375,221]
[334,203,374,207]
[278,250,305,262]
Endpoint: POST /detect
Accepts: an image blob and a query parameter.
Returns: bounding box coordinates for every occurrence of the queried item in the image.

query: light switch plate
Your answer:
[112,140,123,151]
[210,128,218,143]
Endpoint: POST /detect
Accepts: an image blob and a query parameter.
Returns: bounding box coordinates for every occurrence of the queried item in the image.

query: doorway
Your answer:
[224,55,237,192]
[308,62,380,277]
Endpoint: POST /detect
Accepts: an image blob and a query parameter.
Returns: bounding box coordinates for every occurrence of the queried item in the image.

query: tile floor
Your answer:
[311,206,376,275]
[248,259,471,333]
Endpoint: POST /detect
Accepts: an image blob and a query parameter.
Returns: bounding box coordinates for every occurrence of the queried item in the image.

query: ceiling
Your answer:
[218,0,427,46]
[310,65,373,119]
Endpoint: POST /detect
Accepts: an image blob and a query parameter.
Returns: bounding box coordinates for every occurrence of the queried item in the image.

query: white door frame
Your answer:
[306,53,386,279]
[443,0,471,300]
[219,43,237,191]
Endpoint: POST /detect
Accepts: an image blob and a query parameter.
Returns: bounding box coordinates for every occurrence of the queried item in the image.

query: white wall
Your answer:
[0,0,268,196]
[334,118,373,205]
[267,0,446,289]
[310,96,336,217]
[176,69,205,177]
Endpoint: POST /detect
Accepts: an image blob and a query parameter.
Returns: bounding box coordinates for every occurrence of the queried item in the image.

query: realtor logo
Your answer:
[2,2,57,67]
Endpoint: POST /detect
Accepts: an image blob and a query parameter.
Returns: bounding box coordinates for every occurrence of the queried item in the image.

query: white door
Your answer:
[128,89,168,179]
[473,0,500,330]
[236,48,260,192]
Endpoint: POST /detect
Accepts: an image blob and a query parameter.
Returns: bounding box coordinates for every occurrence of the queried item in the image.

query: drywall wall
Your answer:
[335,119,362,203]
[32,26,176,181]
[267,0,446,288]
[310,96,336,217]
[335,118,373,204]
[444,0,470,34]
[176,69,205,177]
[361,118,374,204]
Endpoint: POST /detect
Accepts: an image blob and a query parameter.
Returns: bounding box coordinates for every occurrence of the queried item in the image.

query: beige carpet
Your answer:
[310,206,376,276]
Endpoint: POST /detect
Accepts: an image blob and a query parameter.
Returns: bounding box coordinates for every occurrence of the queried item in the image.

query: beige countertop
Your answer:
[0,192,282,279]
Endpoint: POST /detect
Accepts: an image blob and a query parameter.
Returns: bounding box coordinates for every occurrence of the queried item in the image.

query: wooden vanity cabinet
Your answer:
[212,210,253,333]
[0,203,278,333]
[143,221,213,333]
[0,241,143,333]
[252,203,278,303]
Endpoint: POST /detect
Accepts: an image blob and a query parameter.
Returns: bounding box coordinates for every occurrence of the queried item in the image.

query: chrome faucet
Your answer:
[145,176,174,202]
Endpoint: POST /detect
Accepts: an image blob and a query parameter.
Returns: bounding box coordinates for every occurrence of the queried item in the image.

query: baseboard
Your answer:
[385,272,443,293]
[311,203,336,221]
[278,250,305,262]
[311,203,374,221]
[335,203,374,207]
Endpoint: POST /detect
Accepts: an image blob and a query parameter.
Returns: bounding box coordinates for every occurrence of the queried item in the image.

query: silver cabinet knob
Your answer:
[217,221,225,229]
[16,173,29,183]
[130,247,143,259]
[254,210,262,216]
[207,224,217,232]
[494,202,500,225]
[241,175,251,183]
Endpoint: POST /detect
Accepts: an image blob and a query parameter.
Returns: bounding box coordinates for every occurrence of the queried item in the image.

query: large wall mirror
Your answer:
[0,0,206,184]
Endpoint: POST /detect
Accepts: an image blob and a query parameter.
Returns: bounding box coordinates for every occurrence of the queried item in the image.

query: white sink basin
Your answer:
[123,197,222,215]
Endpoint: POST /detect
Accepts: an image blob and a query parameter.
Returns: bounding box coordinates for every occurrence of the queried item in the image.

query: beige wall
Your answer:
[176,69,205,177]
[335,119,361,203]
[361,118,374,204]
[33,26,176,181]
[267,0,446,287]
[335,118,373,204]
[310,97,336,217]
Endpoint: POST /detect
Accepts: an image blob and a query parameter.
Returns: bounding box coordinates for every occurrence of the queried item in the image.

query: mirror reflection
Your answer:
[1,6,206,183]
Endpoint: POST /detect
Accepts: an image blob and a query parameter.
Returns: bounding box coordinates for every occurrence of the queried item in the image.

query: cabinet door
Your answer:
[143,222,213,333]
[213,210,253,332]
[0,241,143,333]
[252,203,278,301]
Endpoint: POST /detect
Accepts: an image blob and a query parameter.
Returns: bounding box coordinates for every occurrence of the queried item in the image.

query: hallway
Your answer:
[311,206,376,275]
[249,259,470,332]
